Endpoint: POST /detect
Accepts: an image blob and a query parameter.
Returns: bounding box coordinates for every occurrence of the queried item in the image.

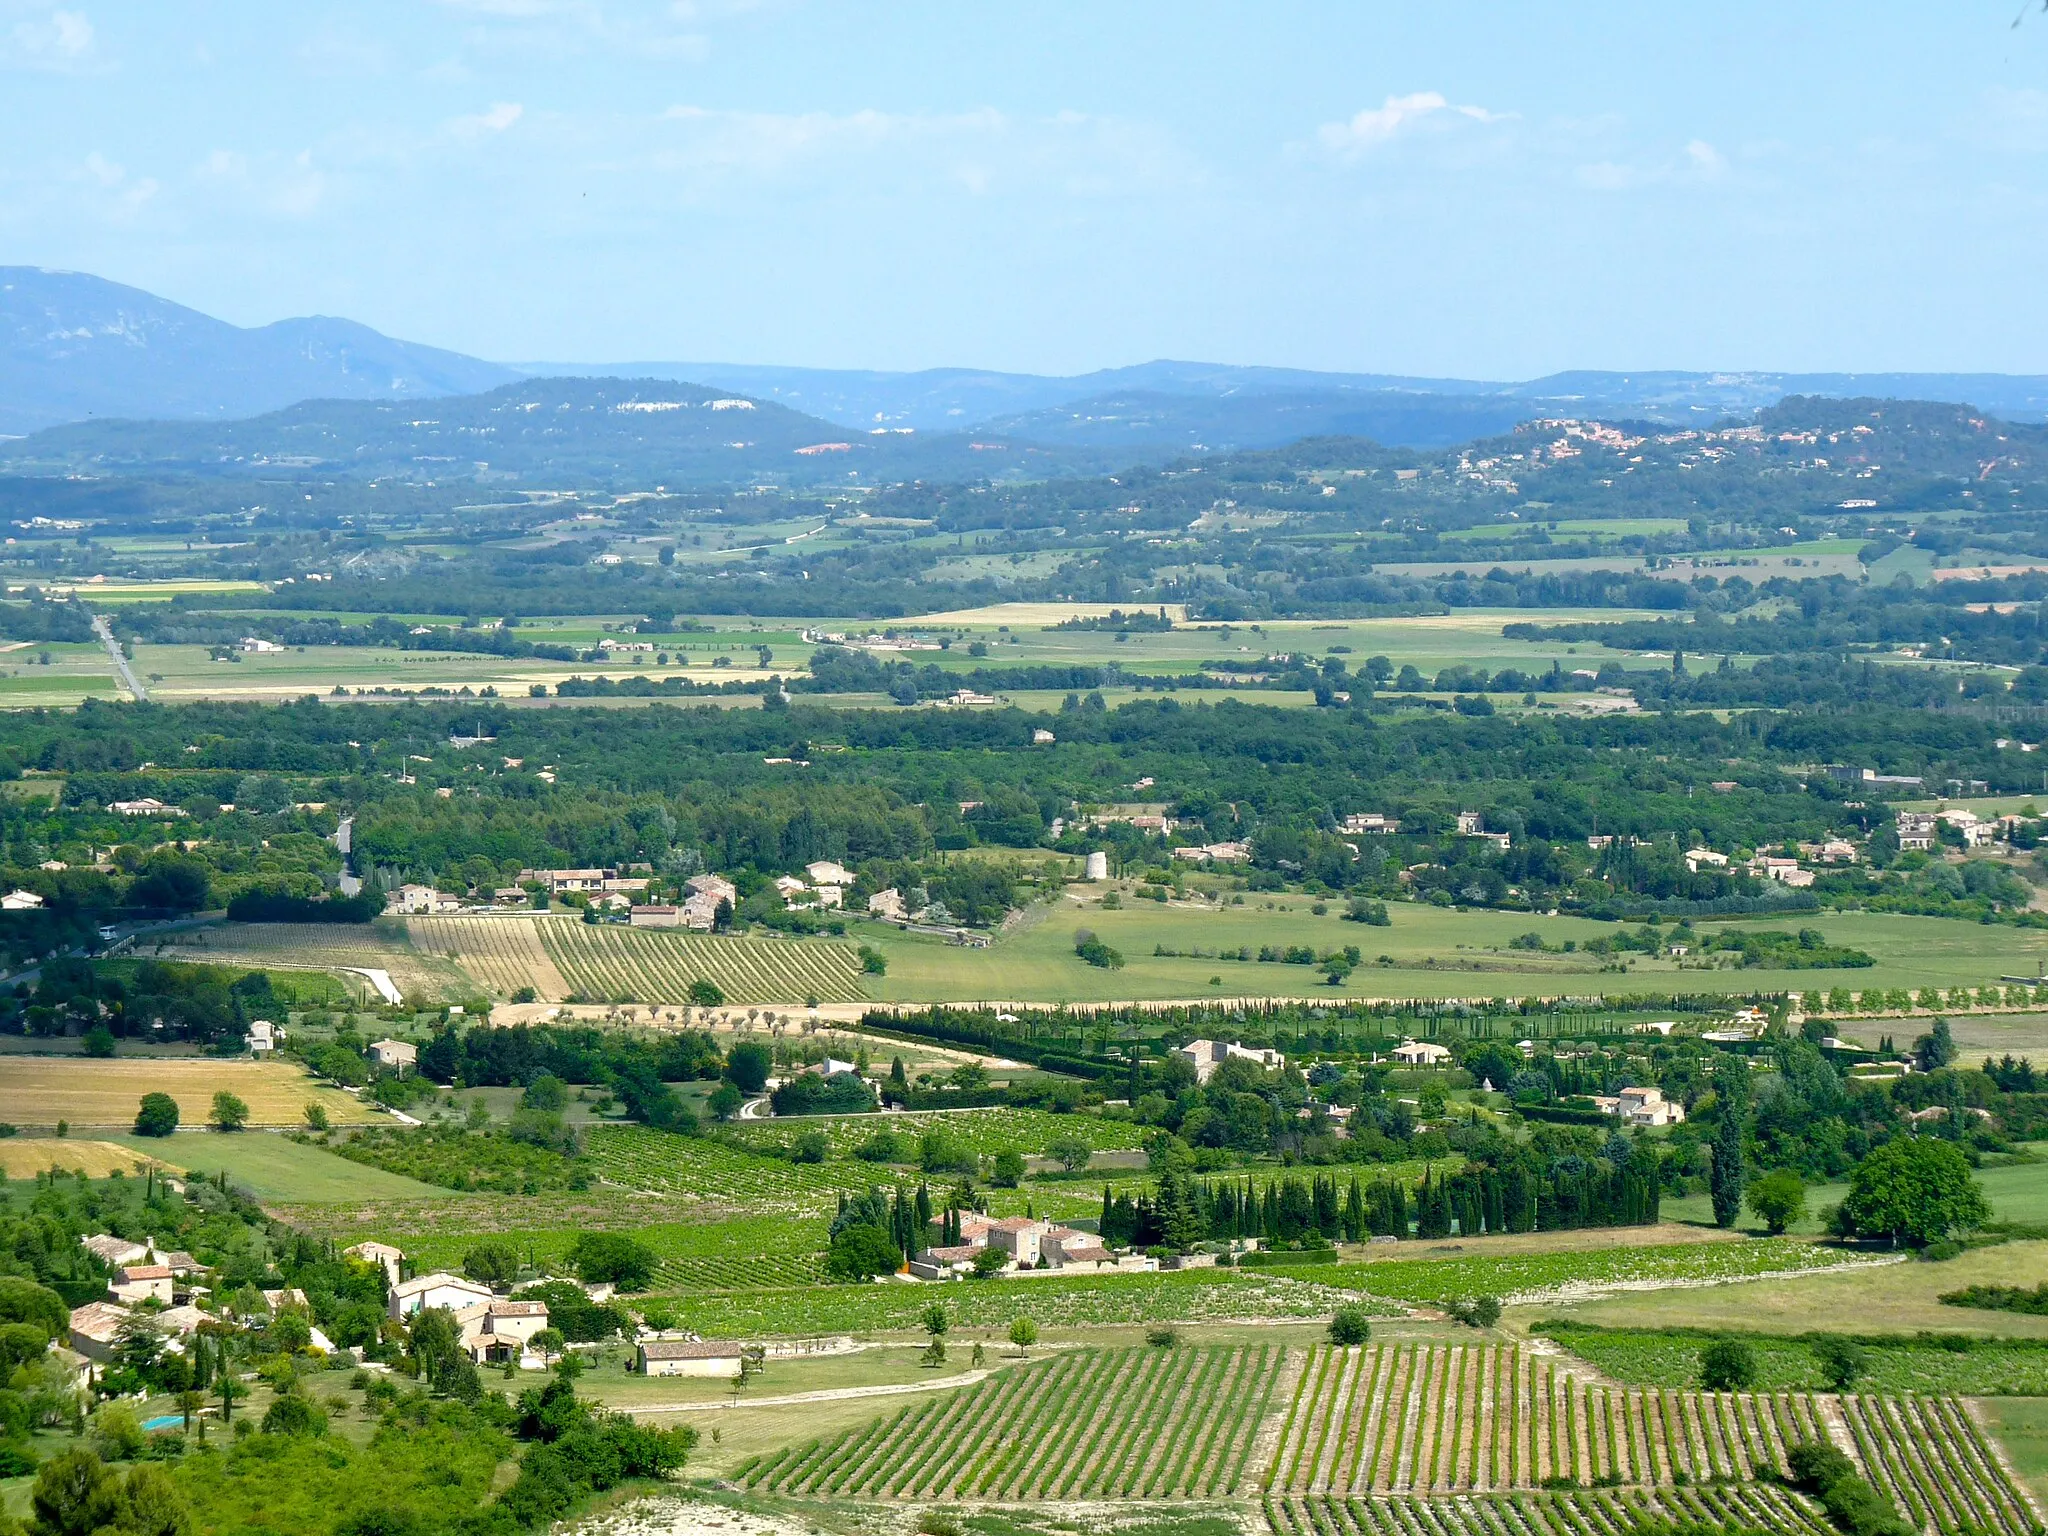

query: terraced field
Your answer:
[406,916,567,999]
[740,1345,1283,1499]
[538,920,866,1004]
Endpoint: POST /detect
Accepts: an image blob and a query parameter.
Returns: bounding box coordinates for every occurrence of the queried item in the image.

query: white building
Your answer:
[388,1272,494,1322]
[369,1039,418,1072]
[867,887,907,920]
[1590,1085,1686,1127]
[639,1339,746,1377]
[1174,1038,1285,1083]
[110,798,186,818]
[247,1020,277,1053]
[345,1241,406,1285]
[2,890,44,910]
[1084,851,1109,880]
[629,904,682,928]
[1339,812,1399,835]
[455,1298,550,1364]
[387,883,460,914]
[805,860,855,889]
[1389,1039,1454,1067]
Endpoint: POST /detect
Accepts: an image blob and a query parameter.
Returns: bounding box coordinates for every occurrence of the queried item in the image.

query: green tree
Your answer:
[30,1450,123,1536]
[1044,1133,1094,1173]
[725,1041,772,1094]
[1914,1017,1958,1072]
[989,1149,1025,1188]
[209,1091,249,1132]
[825,1224,900,1281]
[132,1093,179,1138]
[1699,1338,1758,1390]
[707,1083,744,1121]
[1709,1068,1747,1229]
[1812,1336,1867,1393]
[462,1242,521,1288]
[1328,1306,1374,1347]
[1746,1170,1808,1235]
[1007,1316,1037,1355]
[1841,1137,1990,1247]
[566,1232,656,1290]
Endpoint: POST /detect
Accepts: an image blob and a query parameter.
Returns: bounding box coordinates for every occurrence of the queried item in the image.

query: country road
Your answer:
[90,612,146,701]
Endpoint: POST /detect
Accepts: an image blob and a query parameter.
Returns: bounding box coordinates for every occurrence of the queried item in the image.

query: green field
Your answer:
[108,1130,447,1202]
[862,900,2048,1005]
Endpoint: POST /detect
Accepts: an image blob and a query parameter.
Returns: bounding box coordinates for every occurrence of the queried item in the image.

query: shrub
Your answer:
[210,1091,249,1131]
[1746,1169,1808,1235]
[1699,1337,1758,1390]
[1328,1306,1374,1347]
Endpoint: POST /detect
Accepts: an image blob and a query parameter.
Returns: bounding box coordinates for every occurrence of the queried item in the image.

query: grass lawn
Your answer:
[1979,1397,2048,1516]
[1528,1238,2048,1339]
[105,1129,448,1202]
[861,898,2048,1005]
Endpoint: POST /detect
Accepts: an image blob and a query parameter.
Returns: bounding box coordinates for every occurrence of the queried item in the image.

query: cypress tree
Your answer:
[1710,1063,1748,1228]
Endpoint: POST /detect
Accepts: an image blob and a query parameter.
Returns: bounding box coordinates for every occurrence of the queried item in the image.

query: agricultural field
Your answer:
[860,899,2048,1007]
[1267,1342,1812,1493]
[0,1058,380,1130]
[1268,1239,1883,1308]
[146,920,455,1003]
[655,1269,1390,1338]
[1539,1325,2048,1396]
[585,1123,881,1213]
[740,1345,1282,1500]
[104,1130,449,1202]
[1545,1239,2048,1340]
[1265,1488,1838,1536]
[723,1105,1148,1160]
[0,1137,163,1178]
[392,1214,833,1292]
[406,916,567,999]
[539,919,866,1004]
[1262,1343,2037,1536]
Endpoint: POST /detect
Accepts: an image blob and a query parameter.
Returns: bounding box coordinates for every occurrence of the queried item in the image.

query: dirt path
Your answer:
[619,1369,993,1416]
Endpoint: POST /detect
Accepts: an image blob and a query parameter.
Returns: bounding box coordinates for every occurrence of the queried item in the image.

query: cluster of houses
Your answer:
[66,1231,758,1381]
[911,1212,1139,1281]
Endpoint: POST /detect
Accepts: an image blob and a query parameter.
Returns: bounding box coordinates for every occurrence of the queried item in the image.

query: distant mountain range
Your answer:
[0,375,1128,487]
[0,267,517,435]
[7,265,2048,464]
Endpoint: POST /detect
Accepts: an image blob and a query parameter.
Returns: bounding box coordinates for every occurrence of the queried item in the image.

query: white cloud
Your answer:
[2,6,96,70]
[1685,139,1728,177]
[452,101,525,136]
[1314,91,1505,159]
[1576,138,1735,193]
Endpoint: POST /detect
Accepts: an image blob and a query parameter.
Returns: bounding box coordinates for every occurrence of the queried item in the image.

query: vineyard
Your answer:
[1272,1239,1884,1307]
[1264,1344,2039,1536]
[740,1346,1282,1500]
[584,1125,879,1214]
[724,1105,1149,1160]
[538,919,866,1004]
[1265,1487,1838,1536]
[657,1269,1387,1338]
[406,916,567,1000]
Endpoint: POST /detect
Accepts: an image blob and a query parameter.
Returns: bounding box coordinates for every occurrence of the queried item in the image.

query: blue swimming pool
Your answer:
[142,1414,185,1432]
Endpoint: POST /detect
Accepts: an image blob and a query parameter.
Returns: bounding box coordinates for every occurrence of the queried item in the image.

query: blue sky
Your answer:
[3,2,2047,377]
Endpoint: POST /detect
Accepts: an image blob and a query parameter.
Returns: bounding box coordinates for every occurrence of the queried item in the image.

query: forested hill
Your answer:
[0,376,1129,487]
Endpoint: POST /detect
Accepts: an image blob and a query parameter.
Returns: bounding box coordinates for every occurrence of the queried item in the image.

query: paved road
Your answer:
[333,815,360,895]
[90,613,147,701]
